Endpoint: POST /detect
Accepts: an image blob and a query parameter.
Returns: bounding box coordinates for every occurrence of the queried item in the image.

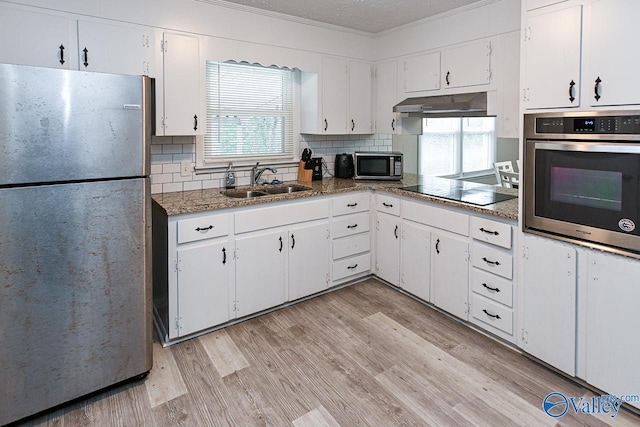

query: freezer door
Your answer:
[0,179,152,425]
[0,63,151,185]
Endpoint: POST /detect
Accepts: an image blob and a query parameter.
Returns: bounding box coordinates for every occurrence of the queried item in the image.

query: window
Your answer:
[200,61,295,166]
[418,117,496,178]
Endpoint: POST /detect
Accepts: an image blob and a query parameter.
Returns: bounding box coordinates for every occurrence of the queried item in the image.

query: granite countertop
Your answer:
[152,174,519,220]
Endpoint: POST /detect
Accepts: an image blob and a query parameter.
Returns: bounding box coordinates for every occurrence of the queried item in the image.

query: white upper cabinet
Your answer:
[321,56,349,134]
[588,0,640,107]
[349,60,374,134]
[522,4,582,109]
[442,40,492,90]
[526,0,569,10]
[302,57,373,135]
[0,6,75,69]
[375,60,399,134]
[159,32,204,136]
[77,20,155,76]
[403,52,441,93]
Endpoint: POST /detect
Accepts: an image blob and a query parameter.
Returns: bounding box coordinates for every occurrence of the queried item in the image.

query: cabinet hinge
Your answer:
[233,300,239,313]
[326,273,330,284]
[375,261,379,271]
[175,317,181,331]
[522,329,528,344]
[376,220,380,231]
[174,259,181,272]
[233,248,238,260]
[487,42,493,56]
[161,40,167,53]
[522,245,529,260]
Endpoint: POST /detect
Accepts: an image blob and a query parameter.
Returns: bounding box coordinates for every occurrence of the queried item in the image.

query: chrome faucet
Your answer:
[250,162,278,187]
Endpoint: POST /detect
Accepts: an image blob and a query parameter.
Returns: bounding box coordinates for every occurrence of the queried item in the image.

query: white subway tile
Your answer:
[163,163,180,173]
[172,153,193,163]
[162,182,183,193]
[150,184,163,194]
[151,173,173,184]
[150,164,163,174]
[183,181,202,191]
[162,144,183,154]
[150,145,163,155]
[202,180,219,189]
[151,154,173,163]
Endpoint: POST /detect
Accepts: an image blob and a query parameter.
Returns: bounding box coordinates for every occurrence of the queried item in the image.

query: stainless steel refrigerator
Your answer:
[0,63,153,425]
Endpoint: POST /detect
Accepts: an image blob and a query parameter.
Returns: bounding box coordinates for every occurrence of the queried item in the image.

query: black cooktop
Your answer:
[401,177,517,207]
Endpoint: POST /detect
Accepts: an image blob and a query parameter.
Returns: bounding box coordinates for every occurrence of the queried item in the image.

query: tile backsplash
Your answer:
[150,134,393,194]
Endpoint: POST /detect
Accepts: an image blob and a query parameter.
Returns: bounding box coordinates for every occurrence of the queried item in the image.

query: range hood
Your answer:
[393,92,490,118]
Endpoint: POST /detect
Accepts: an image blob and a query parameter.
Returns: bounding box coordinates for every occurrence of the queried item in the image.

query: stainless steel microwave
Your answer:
[354,152,403,180]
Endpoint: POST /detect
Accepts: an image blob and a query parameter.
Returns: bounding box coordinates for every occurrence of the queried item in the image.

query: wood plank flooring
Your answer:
[19,279,640,426]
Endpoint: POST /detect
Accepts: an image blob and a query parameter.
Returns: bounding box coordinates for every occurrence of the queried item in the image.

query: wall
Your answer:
[150,134,392,193]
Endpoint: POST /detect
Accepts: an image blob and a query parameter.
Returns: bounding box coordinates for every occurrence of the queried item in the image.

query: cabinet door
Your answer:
[0,6,74,69]
[432,233,469,320]
[77,20,154,76]
[442,40,491,89]
[403,52,440,93]
[161,32,202,136]
[585,252,640,409]
[176,240,230,337]
[401,220,431,301]
[235,229,286,318]
[349,60,373,134]
[589,0,640,107]
[375,60,398,134]
[289,222,330,301]
[523,5,582,109]
[375,212,401,286]
[322,57,348,134]
[521,235,576,376]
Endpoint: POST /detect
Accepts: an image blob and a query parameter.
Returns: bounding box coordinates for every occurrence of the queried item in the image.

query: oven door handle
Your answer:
[535,142,640,154]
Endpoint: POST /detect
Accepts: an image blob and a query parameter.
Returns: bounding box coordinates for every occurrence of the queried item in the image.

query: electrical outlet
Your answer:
[180,161,192,177]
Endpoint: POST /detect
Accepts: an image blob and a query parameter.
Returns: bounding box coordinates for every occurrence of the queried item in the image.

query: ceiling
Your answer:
[211,0,484,34]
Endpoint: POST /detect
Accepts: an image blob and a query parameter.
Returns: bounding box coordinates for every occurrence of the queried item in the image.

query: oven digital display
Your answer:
[573,119,596,132]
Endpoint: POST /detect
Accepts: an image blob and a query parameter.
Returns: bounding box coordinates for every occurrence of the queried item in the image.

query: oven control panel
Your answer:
[535,115,640,135]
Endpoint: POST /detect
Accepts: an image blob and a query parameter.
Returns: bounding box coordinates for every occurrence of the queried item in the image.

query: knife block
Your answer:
[297,161,312,183]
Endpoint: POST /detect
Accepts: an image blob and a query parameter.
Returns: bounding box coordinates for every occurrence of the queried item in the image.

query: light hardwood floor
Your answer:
[20,279,640,426]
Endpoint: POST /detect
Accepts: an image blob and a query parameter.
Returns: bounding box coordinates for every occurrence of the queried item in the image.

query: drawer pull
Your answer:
[482,257,500,266]
[347,224,358,229]
[382,202,394,208]
[394,225,398,239]
[222,247,226,265]
[347,203,358,207]
[482,309,501,320]
[347,264,358,270]
[479,227,499,236]
[196,225,214,232]
[279,236,283,252]
[482,283,501,293]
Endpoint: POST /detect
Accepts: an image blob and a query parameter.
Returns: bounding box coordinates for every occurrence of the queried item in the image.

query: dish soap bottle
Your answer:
[224,162,236,189]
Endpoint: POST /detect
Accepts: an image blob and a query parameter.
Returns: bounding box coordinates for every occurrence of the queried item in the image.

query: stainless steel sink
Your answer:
[223,189,268,198]
[263,185,312,194]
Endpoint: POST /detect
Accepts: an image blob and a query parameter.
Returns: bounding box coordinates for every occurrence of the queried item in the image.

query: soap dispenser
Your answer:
[224,162,236,189]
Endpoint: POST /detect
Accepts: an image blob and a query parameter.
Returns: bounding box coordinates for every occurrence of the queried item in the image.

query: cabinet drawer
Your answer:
[375,194,400,216]
[333,192,370,216]
[333,232,370,260]
[403,199,469,236]
[333,252,371,281]
[177,213,231,244]
[471,268,513,307]
[332,212,370,239]
[470,217,512,249]
[471,293,513,335]
[471,242,513,279]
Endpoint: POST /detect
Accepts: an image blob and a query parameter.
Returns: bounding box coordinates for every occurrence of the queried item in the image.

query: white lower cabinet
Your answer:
[288,222,330,301]
[585,251,640,410]
[235,228,287,318]
[400,220,431,302]
[176,239,231,337]
[432,232,470,320]
[520,234,577,376]
[375,211,401,286]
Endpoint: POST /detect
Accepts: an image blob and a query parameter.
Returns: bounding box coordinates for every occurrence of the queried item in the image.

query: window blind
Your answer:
[204,61,294,164]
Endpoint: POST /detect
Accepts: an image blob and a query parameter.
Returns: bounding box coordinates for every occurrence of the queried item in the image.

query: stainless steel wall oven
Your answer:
[524,111,640,258]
